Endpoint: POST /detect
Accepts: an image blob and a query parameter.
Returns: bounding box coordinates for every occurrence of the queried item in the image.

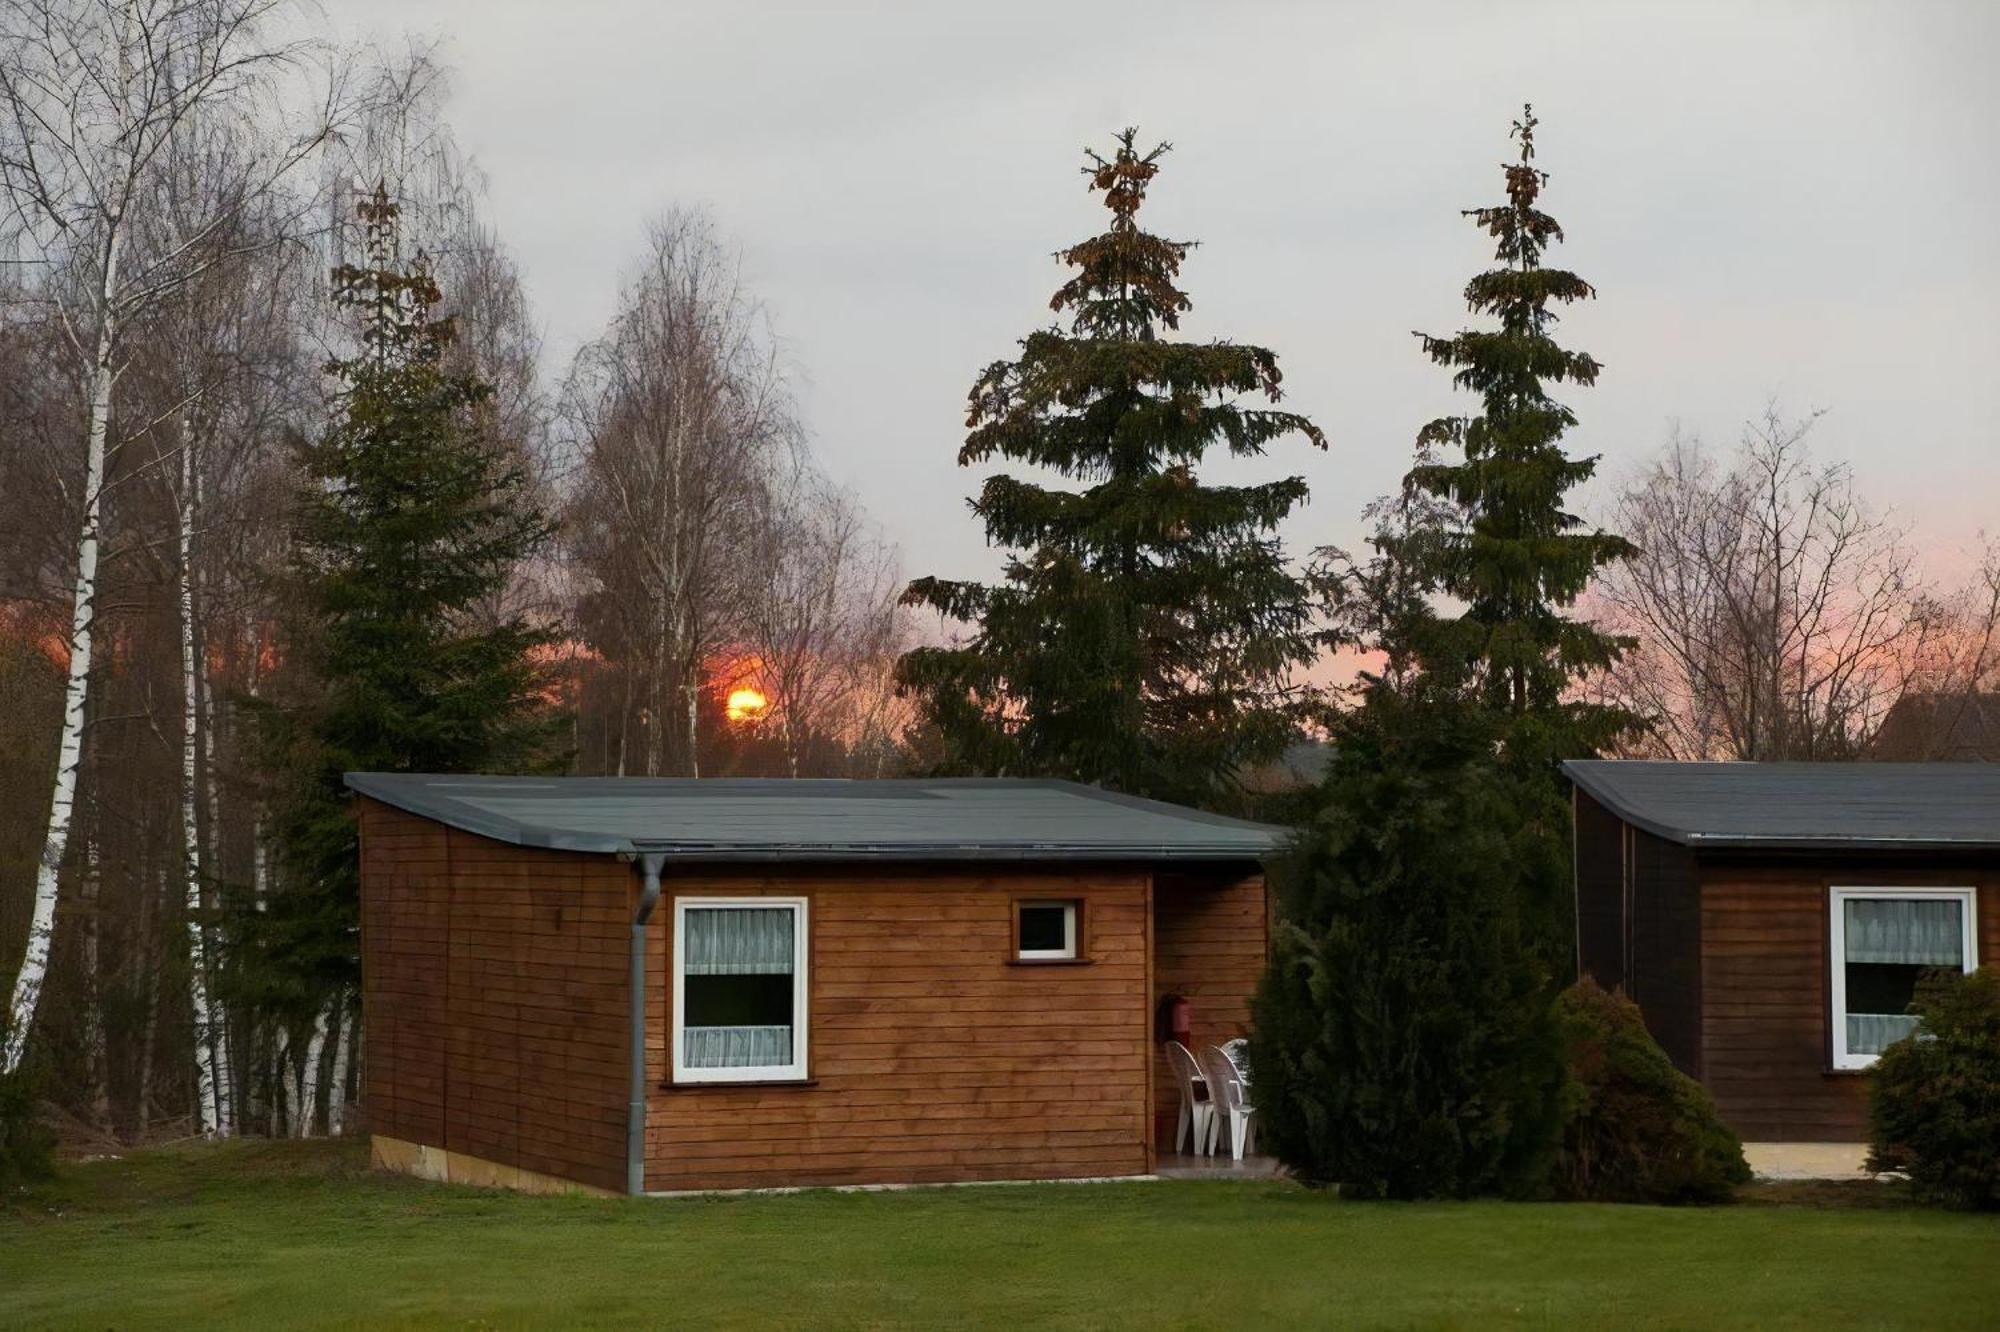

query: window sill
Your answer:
[660,1077,818,1091]
[1007,957,1093,967]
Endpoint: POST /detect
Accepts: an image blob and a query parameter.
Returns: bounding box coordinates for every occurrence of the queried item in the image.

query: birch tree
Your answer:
[126,139,286,1136]
[562,210,791,776]
[0,0,338,1078]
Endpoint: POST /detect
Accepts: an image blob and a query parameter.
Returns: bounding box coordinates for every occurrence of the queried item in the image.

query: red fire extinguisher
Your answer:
[1159,994,1193,1048]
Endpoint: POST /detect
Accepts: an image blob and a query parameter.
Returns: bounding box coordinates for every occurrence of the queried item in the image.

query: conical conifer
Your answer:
[250,186,559,999]
[899,131,1325,809]
[1393,106,1636,755]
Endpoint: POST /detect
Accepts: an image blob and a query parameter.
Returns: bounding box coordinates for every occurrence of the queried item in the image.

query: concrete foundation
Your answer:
[370,1135,619,1197]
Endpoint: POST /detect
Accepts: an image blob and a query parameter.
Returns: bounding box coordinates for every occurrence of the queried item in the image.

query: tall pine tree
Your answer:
[1250,109,1632,1197]
[252,186,559,1002]
[898,131,1325,809]
[1392,105,1635,758]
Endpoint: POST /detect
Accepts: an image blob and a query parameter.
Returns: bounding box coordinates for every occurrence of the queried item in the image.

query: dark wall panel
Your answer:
[1573,789,1626,992]
[1628,831,1702,1076]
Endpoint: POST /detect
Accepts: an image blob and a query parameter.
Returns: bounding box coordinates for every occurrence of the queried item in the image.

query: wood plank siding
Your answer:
[360,798,1270,1194]
[1574,797,1702,1075]
[358,799,630,1192]
[1628,831,1702,1074]
[643,867,1159,1192]
[1573,788,1627,994]
[1576,783,2000,1143]
[1151,872,1269,1150]
[1700,858,2000,1141]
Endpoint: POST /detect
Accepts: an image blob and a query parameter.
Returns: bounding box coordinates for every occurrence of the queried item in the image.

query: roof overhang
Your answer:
[343,772,1288,864]
[1562,759,2000,853]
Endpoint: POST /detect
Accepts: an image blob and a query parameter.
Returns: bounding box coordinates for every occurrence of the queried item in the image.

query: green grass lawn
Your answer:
[2,1141,1995,1329]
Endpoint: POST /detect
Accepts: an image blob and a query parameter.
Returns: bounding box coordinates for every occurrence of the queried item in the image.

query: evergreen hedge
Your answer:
[1553,978,1748,1204]
[1867,968,2000,1210]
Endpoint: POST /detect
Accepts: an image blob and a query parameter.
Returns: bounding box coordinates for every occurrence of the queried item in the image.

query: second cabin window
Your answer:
[1016,900,1080,961]
[1828,886,1975,1071]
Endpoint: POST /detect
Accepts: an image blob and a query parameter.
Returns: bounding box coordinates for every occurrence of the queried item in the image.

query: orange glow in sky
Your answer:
[725,686,769,721]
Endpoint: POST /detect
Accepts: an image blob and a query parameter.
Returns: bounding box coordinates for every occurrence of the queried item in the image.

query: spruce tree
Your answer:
[898,130,1325,809]
[253,186,559,998]
[1248,110,1634,1197]
[1393,105,1635,756]
[1250,508,1567,1199]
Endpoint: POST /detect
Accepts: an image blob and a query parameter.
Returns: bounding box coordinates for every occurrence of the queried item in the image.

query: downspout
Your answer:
[628,852,665,1196]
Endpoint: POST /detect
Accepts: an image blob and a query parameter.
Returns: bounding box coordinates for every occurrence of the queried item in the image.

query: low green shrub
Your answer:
[1553,978,1748,1205]
[1867,968,2000,1210]
[0,1066,56,1190]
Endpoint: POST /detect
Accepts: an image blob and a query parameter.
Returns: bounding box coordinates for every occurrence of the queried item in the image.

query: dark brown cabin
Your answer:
[1566,760,2000,1142]
[347,773,1278,1195]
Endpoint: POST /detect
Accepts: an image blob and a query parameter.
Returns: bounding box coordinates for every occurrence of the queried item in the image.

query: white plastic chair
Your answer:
[1198,1044,1257,1161]
[1164,1041,1211,1155]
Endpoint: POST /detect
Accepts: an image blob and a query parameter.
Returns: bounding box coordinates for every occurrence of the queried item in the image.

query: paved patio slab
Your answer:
[1742,1142,1879,1181]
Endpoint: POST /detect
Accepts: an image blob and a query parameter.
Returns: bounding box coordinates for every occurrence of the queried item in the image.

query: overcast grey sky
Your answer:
[337,0,1999,589]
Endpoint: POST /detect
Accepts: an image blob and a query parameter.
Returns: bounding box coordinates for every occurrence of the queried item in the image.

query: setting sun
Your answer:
[725,686,769,722]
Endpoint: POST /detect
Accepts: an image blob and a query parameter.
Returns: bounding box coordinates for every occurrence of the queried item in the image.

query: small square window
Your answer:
[1017,900,1079,961]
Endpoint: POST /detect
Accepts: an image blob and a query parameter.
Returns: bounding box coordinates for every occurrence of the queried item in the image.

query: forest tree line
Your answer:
[0,5,903,1146]
[1,1,1995,1153]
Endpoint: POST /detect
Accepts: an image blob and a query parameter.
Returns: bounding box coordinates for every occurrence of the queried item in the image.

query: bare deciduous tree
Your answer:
[742,463,905,778]
[560,209,791,777]
[1597,408,2000,760]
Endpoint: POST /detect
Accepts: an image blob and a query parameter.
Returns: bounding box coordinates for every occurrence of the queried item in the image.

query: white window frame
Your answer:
[1017,899,1079,961]
[671,896,809,1084]
[1828,885,1977,1071]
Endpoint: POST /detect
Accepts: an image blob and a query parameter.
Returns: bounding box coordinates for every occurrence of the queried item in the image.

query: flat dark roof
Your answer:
[344,773,1287,862]
[1562,760,2000,852]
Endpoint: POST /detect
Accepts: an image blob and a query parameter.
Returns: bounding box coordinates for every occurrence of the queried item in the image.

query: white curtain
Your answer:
[684,1025,793,1069]
[1844,899,1963,966]
[685,907,795,975]
[1848,1013,1921,1056]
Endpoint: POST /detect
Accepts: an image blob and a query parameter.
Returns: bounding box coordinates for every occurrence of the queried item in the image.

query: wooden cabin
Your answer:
[1565,761,2000,1142]
[346,773,1280,1195]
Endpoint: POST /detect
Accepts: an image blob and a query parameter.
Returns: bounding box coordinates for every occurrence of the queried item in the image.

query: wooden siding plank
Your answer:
[1699,860,2000,1142]
[357,799,628,1190]
[363,798,1263,1194]
[644,870,1155,1192]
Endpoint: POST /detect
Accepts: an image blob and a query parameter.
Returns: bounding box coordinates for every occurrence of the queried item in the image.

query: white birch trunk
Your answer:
[135,866,162,1135]
[79,837,110,1129]
[3,233,122,1075]
[294,1006,329,1138]
[252,820,274,1136]
[192,453,235,1135]
[326,994,352,1136]
[178,419,223,1137]
[252,815,269,907]
[685,675,701,779]
[268,1025,290,1137]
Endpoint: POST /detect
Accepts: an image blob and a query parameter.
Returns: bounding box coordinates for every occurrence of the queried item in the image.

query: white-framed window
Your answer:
[1828,886,1977,1071]
[1016,899,1079,961]
[672,897,808,1083]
